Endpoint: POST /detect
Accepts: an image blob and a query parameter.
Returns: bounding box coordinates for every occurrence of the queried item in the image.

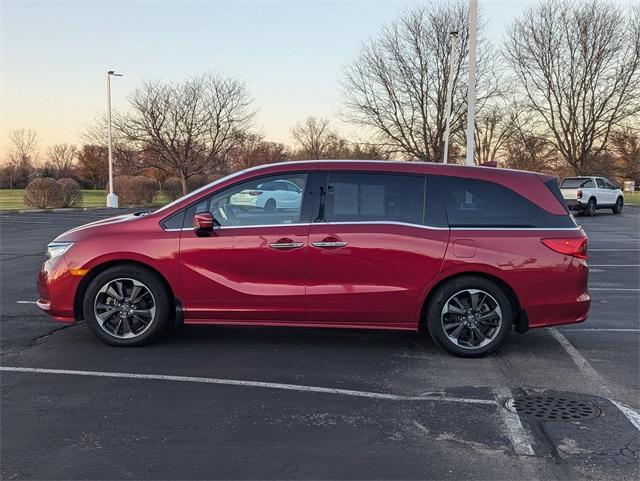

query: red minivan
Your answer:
[37,161,590,357]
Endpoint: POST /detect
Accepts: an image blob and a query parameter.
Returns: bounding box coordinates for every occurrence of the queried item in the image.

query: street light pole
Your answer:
[465,0,478,166]
[106,70,122,208]
[443,31,458,164]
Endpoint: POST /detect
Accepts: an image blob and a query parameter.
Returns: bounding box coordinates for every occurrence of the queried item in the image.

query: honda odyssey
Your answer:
[37,160,590,357]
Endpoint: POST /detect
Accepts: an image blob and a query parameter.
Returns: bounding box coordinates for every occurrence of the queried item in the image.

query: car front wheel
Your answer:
[612,197,623,214]
[426,276,513,357]
[83,265,171,346]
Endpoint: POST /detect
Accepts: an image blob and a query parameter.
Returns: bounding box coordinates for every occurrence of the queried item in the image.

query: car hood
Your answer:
[54,213,147,242]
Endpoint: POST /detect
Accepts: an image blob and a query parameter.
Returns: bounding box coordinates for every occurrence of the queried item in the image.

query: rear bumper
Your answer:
[37,258,81,322]
[515,260,590,329]
[565,199,586,211]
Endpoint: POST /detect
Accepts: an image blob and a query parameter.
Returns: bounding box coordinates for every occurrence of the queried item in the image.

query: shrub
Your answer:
[114,175,159,205]
[162,177,183,201]
[57,178,82,207]
[23,178,63,209]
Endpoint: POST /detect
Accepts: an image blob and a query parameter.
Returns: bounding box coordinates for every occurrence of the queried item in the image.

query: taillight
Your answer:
[247,191,262,196]
[577,189,583,199]
[541,237,588,260]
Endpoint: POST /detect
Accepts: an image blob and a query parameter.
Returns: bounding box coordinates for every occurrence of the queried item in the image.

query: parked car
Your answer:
[229,179,302,212]
[37,161,590,357]
[560,176,624,215]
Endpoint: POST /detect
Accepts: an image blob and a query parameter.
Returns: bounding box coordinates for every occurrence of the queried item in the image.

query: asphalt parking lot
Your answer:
[1,207,639,480]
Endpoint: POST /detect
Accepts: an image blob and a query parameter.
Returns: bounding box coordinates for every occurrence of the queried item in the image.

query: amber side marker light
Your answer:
[541,237,588,260]
[69,268,89,276]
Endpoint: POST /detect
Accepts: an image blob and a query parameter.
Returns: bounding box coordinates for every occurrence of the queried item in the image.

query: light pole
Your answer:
[465,0,478,166]
[106,70,123,208]
[443,31,458,164]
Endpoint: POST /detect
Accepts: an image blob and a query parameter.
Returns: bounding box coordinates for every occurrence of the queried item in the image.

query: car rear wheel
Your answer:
[585,198,596,216]
[612,197,623,214]
[264,198,276,212]
[83,265,171,346]
[426,276,513,357]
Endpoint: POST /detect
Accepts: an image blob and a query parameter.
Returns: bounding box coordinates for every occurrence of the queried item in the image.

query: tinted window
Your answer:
[441,176,574,228]
[161,210,186,230]
[596,178,607,189]
[561,178,594,189]
[324,172,425,225]
[182,173,308,228]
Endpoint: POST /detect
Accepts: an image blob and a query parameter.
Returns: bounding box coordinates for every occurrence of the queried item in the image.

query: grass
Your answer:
[0,189,170,211]
[624,192,640,205]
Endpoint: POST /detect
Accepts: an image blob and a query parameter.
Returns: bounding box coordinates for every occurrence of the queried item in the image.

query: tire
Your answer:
[82,265,172,346]
[264,198,276,212]
[612,197,623,214]
[425,276,513,357]
[585,198,597,216]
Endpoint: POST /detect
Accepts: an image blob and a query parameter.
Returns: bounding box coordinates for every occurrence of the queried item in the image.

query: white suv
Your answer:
[560,176,624,216]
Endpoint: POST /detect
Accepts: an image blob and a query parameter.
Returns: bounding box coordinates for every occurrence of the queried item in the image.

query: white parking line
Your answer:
[547,328,613,397]
[15,301,37,304]
[589,248,640,251]
[560,328,640,333]
[609,400,640,433]
[588,264,640,267]
[0,366,497,405]
[589,288,640,291]
[493,387,536,456]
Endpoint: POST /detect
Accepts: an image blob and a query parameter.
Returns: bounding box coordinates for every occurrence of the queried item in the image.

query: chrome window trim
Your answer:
[449,226,581,231]
[164,221,580,232]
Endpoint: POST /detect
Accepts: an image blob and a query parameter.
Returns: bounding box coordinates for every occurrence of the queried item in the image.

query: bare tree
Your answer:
[46,143,77,176]
[503,108,558,173]
[341,3,498,162]
[7,129,39,165]
[504,1,640,175]
[4,129,39,188]
[115,73,255,194]
[610,125,640,183]
[291,117,336,159]
[227,133,288,171]
[472,105,514,165]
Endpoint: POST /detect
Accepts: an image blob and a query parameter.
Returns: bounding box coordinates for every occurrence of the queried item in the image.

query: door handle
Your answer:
[269,239,304,250]
[311,238,347,248]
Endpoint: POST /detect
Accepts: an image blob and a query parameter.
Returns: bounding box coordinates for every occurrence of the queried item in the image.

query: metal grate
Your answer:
[505,395,601,421]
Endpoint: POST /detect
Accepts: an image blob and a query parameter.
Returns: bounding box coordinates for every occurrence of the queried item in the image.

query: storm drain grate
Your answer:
[505,395,601,421]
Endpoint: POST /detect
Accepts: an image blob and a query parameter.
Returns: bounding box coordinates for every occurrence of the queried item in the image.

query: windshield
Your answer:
[561,178,593,189]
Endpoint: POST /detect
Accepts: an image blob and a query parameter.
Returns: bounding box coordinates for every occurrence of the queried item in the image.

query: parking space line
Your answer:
[493,388,536,456]
[15,301,37,304]
[0,366,498,405]
[589,248,640,251]
[588,264,640,267]
[589,288,640,291]
[547,328,613,397]
[560,328,640,332]
[609,400,640,433]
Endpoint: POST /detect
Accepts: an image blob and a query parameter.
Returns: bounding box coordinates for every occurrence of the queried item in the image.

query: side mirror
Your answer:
[193,212,214,233]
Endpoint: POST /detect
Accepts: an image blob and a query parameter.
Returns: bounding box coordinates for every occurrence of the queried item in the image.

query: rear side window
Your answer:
[561,178,594,189]
[324,172,425,225]
[441,177,575,228]
[596,178,607,189]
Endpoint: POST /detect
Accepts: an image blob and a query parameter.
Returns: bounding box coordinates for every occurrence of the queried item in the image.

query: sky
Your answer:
[1,0,555,156]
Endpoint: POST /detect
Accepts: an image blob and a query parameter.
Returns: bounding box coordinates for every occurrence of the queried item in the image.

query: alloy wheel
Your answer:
[440,289,503,350]
[94,278,156,339]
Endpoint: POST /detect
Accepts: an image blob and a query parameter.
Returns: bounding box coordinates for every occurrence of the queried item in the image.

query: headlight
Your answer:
[46,242,73,260]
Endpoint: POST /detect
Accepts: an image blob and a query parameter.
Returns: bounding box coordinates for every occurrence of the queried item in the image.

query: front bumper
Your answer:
[37,257,82,322]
